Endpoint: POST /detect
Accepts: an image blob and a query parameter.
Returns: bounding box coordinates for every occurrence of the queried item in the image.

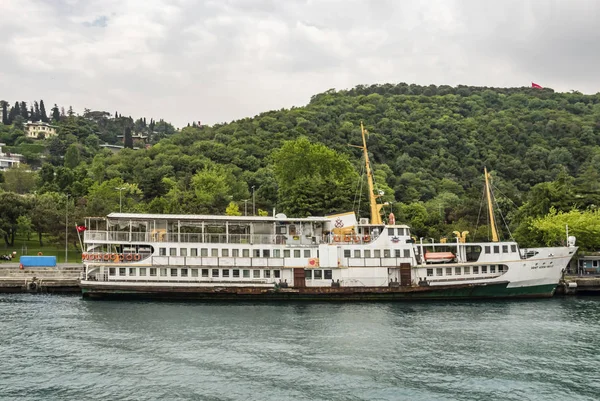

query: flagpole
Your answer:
[75,224,84,256]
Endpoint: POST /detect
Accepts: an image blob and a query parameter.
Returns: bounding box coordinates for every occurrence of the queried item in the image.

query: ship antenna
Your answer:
[349,122,382,225]
[484,167,499,242]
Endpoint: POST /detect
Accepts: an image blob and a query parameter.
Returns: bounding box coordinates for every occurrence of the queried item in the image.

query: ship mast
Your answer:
[484,167,499,242]
[357,122,382,225]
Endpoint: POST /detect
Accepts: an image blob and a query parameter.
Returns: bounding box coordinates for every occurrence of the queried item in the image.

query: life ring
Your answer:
[333,235,341,242]
[19,263,24,270]
[28,282,37,291]
[125,254,133,261]
[111,253,119,261]
[103,253,110,261]
[344,235,351,242]
[133,254,141,261]
[363,235,371,242]
[37,252,43,256]
[353,236,361,243]
[81,254,87,261]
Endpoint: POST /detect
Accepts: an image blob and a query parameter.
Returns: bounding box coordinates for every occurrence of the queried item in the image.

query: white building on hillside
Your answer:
[0,143,24,170]
[26,122,58,139]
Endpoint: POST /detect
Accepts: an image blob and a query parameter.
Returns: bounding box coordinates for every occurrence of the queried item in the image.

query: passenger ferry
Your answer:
[79,125,578,300]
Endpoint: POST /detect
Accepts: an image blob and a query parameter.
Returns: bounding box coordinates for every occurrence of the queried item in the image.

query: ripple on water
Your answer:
[1,295,600,401]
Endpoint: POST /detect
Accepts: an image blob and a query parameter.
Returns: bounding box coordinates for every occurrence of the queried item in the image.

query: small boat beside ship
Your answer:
[79,124,577,300]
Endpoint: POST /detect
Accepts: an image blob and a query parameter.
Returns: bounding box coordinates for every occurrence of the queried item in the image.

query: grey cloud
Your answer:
[0,0,599,127]
[83,15,109,28]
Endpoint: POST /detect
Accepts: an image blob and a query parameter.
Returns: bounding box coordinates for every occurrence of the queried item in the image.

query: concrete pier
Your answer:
[0,264,83,294]
[556,276,600,296]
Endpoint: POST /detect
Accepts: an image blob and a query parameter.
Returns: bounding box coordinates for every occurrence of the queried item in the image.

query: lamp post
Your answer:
[65,194,69,264]
[115,187,126,213]
[243,199,249,216]
[251,186,255,216]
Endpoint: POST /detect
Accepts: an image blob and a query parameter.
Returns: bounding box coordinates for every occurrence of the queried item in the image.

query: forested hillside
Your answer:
[1,83,600,250]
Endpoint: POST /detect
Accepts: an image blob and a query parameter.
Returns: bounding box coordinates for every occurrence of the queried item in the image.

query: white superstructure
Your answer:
[80,211,576,296]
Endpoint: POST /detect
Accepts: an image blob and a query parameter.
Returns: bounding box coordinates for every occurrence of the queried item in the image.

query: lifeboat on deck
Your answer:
[424,252,455,263]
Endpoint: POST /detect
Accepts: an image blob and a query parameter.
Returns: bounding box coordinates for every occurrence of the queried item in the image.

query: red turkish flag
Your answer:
[531,82,543,89]
[76,225,87,233]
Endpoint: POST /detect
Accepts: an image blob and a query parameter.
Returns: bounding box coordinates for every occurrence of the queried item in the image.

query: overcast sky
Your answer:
[1,0,598,127]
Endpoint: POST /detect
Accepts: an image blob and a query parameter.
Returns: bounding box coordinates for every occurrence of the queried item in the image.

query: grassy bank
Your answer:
[0,234,82,264]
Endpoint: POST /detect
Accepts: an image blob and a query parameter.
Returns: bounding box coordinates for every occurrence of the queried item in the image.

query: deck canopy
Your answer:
[85,213,330,245]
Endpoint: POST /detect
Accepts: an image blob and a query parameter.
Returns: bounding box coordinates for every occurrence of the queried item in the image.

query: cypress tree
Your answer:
[20,101,28,119]
[52,104,60,122]
[39,100,48,122]
[115,111,118,119]
[0,100,8,125]
[30,106,35,122]
[124,126,134,149]
[33,101,40,122]
[12,101,21,123]
[67,106,74,117]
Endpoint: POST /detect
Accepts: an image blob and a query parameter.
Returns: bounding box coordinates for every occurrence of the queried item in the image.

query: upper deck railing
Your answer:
[84,230,325,246]
[83,230,386,246]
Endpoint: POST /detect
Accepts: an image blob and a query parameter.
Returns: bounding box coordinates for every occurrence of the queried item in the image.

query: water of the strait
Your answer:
[1,295,599,401]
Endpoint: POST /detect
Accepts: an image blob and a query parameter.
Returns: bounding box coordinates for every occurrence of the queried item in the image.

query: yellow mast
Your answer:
[484,167,499,242]
[359,122,382,225]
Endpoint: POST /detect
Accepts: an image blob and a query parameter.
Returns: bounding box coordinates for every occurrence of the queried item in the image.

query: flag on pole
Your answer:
[531,82,543,89]
[75,225,86,256]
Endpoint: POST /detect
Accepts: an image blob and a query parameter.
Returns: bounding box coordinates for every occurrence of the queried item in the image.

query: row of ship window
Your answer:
[486,245,517,254]
[156,247,410,259]
[426,265,507,277]
[158,248,314,258]
[106,267,335,280]
[343,249,411,258]
[109,267,282,279]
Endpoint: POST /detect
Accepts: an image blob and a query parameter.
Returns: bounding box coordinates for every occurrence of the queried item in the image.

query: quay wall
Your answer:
[556,276,600,296]
[0,264,82,294]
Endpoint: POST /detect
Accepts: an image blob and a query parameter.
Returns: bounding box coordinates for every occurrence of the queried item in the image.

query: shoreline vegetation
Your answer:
[1,83,600,252]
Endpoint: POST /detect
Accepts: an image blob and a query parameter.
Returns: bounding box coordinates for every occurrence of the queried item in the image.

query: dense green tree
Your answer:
[29,192,72,246]
[529,208,600,251]
[64,144,81,168]
[225,201,242,216]
[33,101,41,122]
[2,164,36,194]
[85,178,128,216]
[55,167,74,192]
[52,104,60,122]
[273,137,359,216]
[190,165,234,213]
[8,101,20,124]
[39,100,49,122]
[19,101,28,119]
[1,100,8,124]
[123,126,133,149]
[17,215,33,241]
[0,192,30,246]
[39,163,55,186]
